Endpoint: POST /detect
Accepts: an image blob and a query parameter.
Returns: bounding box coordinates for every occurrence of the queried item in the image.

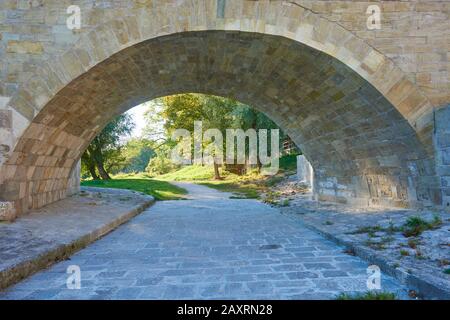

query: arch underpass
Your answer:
[0,0,446,218]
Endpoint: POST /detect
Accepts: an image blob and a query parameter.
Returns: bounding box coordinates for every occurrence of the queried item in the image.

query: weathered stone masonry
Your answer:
[0,0,449,219]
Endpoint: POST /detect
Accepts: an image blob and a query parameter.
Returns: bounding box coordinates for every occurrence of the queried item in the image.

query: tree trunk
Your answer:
[88,145,111,180]
[252,114,262,174]
[88,162,100,180]
[82,150,100,180]
[213,162,222,180]
[96,161,111,180]
[256,157,262,173]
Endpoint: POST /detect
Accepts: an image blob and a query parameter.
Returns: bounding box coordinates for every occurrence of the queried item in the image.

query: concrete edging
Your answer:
[0,192,155,290]
[298,220,450,300]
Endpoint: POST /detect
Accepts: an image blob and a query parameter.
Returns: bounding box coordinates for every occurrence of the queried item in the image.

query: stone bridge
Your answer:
[0,0,449,219]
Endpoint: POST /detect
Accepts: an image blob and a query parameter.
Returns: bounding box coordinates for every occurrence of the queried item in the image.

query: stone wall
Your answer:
[0,0,448,214]
[434,105,450,210]
[0,201,15,221]
[297,155,313,189]
[295,0,450,109]
[66,160,80,196]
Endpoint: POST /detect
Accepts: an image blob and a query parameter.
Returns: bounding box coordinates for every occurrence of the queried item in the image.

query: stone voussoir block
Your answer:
[0,201,16,221]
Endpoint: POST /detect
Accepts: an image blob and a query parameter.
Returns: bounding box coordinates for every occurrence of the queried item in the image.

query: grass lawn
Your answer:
[82,155,298,200]
[81,173,187,200]
[159,165,216,181]
[197,171,287,199]
[198,181,261,199]
[159,165,262,198]
[158,159,294,199]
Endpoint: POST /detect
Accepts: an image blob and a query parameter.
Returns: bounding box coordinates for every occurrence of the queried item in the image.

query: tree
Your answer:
[230,104,282,172]
[81,150,99,180]
[142,93,288,179]
[200,95,234,179]
[145,144,179,176]
[157,94,234,179]
[119,138,155,174]
[81,114,134,180]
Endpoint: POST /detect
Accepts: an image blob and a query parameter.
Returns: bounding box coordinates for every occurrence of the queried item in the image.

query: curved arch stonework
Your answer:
[0,0,447,216]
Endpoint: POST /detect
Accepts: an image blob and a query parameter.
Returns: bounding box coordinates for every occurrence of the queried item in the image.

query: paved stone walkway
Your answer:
[0,183,409,300]
[279,192,450,299]
[0,187,153,290]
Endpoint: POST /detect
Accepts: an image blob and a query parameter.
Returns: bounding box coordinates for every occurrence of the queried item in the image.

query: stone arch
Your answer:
[0,0,439,216]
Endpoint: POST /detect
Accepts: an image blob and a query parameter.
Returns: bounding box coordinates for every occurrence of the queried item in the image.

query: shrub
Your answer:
[402,215,442,237]
[400,249,410,257]
[336,291,396,300]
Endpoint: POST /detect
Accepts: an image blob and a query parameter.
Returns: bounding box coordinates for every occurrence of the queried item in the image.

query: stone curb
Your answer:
[296,218,450,300]
[0,190,155,291]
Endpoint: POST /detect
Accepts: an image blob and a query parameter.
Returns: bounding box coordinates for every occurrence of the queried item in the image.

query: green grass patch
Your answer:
[158,165,216,181]
[81,176,187,200]
[198,172,293,200]
[399,249,410,257]
[407,238,420,249]
[336,291,397,300]
[444,268,450,275]
[198,181,261,199]
[158,164,291,200]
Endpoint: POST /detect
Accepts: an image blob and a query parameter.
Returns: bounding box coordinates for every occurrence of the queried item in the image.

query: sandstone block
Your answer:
[0,201,16,221]
[7,40,43,54]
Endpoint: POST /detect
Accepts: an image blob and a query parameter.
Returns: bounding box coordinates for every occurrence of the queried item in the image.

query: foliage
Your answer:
[119,138,155,174]
[364,236,394,251]
[159,164,291,200]
[407,238,420,249]
[145,144,179,176]
[159,94,207,134]
[143,94,295,179]
[262,191,290,206]
[279,154,300,172]
[230,103,284,168]
[81,174,187,200]
[401,215,442,237]
[159,94,236,179]
[399,249,410,257]
[81,114,134,180]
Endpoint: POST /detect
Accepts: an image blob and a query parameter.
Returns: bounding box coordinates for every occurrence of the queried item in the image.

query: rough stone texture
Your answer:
[0,183,409,300]
[0,201,15,221]
[0,187,154,290]
[6,40,43,54]
[66,160,80,196]
[280,193,450,299]
[434,105,450,210]
[0,0,448,213]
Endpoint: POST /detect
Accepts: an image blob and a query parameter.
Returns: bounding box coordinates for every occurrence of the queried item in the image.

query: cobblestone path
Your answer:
[0,183,409,300]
